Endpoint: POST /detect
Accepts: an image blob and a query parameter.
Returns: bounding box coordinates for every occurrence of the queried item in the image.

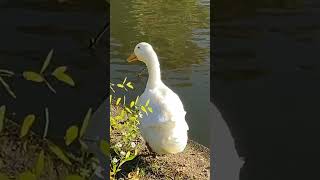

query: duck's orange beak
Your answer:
[127,53,139,62]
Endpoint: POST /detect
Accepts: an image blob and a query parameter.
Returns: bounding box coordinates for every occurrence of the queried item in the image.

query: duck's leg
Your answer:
[146,142,158,158]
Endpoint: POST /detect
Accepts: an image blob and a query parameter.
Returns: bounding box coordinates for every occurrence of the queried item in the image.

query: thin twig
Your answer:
[0,69,14,75]
[89,22,109,49]
[0,76,16,99]
[43,107,49,139]
[0,73,13,77]
[44,78,56,94]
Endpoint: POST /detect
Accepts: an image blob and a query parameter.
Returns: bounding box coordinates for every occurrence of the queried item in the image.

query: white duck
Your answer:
[127,42,189,155]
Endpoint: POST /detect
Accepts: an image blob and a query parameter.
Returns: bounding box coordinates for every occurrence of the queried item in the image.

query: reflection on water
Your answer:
[111,0,210,146]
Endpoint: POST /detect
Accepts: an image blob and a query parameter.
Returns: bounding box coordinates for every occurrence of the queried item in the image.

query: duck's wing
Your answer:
[138,86,189,130]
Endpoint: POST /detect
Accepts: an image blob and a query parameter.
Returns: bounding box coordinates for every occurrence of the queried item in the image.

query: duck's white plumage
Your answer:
[127,42,189,154]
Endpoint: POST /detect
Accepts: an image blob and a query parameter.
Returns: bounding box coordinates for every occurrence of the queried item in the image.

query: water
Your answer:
[213,1,320,179]
[0,0,107,145]
[110,0,210,146]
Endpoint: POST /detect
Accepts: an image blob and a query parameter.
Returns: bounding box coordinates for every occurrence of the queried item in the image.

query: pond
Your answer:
[110,0,210,147]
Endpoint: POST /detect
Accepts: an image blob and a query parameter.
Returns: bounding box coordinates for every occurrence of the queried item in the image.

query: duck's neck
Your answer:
[145,54,162,89]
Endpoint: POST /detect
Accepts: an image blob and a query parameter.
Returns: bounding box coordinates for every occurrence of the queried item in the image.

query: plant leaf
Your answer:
[0,173,9,180]
[79,108,92,138]
[23,71,44,82]
[17,171,36,180]
[130,101,135,108]
[125,107,132,114]
[116,98,121,105]
[64,125,78,146]
[126,82,134,89]
[148,107,153,113]
[40,49,54,74]
[145,99,150,107]
[64,175,85,180]
[125,151,131,159]
[141,106,147,113]
[135,96,139,105]
[99,140,109,157]
[48,143,72,165]
[117,84,124,88]
[52,66,75,86]
[20,114,35,138]
[0,105,6,133]
[35,150,45,177]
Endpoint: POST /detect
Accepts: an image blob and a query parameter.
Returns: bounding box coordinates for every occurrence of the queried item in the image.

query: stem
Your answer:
[89,22,109,49]
[43,107,49,139]
[0,74,13,77]
[0,69,14,75]
[0,76,16,99]
[44,78,56,94]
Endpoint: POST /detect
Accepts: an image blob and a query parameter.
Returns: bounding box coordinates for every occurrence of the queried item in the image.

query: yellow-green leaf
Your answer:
[130,101,135,108]
[125,151,131,159]
[0,105,6,133]
[40,49,54,74]
[110,95,112,104]
[23,71,44,82]
[117,84,124,88]
[20,114,35,138]
[18,171,36,180]
[0,173,9,180]
[48,143,72,165]
[135,96,139,105]
[64,175,85,180]
[141,106,147,113]
[65,125,78,146]
[120,109,125,117]
[148,107,153,113]
[116,98,121,105]
[35,150,45,177]
[100,140,109,157]
[79,108,92,138]
[145,99,150,107]
[52,66,75,86]
[126,82,134,89]
[125,107,132,114]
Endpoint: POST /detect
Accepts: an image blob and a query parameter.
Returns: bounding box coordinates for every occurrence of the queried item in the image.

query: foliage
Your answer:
[110,77,153,179]
[0,49,106,179]
[20,114,36,138]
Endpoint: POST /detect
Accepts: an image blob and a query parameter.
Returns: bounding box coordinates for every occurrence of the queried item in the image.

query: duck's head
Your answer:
[127,42,157,65]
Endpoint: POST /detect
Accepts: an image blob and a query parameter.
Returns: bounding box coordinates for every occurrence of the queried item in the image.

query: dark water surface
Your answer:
[0,0,107,143]
[213,0,320,179]
[111,0,210,147]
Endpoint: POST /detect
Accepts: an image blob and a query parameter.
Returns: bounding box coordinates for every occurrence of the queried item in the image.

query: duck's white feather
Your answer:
[129,42,189,154]
[138,84,189,154]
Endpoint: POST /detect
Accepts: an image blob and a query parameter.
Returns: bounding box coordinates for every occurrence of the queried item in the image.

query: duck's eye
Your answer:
[138,46,140,49]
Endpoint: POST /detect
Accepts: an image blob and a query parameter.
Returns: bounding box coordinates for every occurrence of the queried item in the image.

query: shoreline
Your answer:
[110,105,211,180]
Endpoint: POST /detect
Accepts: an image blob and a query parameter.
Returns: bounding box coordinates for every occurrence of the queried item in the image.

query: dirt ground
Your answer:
[0,120,72,180]
[138,139,210,180]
